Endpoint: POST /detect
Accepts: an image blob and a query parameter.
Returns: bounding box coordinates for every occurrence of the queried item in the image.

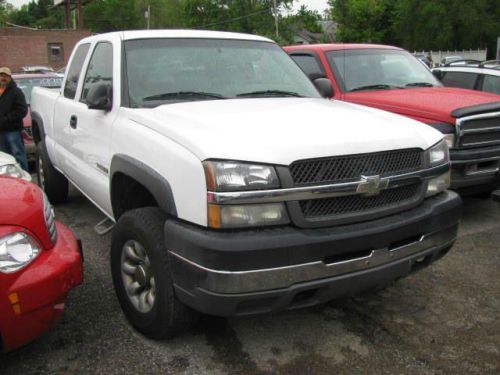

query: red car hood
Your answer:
[343,87,500,125]
[0,177,52,249]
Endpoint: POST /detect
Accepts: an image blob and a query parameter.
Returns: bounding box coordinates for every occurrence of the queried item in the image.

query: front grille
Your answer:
[458,116,500,148]
[43,195,57,243]
[300,183,421,220]
[290,149,423,186]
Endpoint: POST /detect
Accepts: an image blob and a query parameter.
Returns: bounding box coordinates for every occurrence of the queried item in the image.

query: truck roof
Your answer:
[79,29,274,43]
[285,44,403,52]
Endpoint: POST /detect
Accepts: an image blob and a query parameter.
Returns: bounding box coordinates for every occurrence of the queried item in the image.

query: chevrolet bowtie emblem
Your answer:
[356,175,389,196]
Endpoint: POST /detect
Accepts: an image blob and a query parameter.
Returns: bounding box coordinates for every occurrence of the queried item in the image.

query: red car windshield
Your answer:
[326,49,441,92]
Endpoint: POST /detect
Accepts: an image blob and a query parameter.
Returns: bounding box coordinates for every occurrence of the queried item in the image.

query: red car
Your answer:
[12,73,63,162]
[285,44,500,192]
[0,176,82,352]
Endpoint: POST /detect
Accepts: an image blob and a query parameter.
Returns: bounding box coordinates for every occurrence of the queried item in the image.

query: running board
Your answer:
[492,188,500,202]
[94,217,115,236]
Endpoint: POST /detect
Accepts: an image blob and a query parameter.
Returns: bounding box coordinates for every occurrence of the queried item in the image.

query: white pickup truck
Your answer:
[31,30,461,339]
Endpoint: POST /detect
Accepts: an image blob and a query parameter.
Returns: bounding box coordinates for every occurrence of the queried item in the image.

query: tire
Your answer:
[36,140,69,204]
[111,207,199,339]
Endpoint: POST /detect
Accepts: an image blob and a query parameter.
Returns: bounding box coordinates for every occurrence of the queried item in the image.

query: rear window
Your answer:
[482,75,500,95]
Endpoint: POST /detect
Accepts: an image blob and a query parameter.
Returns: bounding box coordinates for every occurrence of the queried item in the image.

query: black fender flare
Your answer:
[110,154,177,218]
[30,111,46,143]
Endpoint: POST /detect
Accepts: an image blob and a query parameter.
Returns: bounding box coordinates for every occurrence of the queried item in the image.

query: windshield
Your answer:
[16,77,63,104]
[326,49,441,92]
[124,38,320,108]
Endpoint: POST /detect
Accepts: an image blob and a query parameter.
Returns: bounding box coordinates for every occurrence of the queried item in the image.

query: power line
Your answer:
[196,7,272,29]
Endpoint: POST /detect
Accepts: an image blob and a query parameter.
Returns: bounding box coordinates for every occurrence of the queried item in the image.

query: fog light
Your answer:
[426,171,450,197]
[208,203,289,228]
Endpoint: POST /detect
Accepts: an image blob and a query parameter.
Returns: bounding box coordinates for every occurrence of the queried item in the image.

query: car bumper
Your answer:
[0,222,83,352]
[165,191,461,317]
[450,145,500,190]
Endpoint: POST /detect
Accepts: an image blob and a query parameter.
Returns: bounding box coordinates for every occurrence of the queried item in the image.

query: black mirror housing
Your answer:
[87,82,113,111]
[313,78,334,99]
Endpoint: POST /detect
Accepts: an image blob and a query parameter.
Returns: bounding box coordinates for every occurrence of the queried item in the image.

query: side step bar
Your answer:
[94,217,115,236]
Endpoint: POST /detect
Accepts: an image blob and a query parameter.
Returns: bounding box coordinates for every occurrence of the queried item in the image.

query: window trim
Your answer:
[63,43,91,100]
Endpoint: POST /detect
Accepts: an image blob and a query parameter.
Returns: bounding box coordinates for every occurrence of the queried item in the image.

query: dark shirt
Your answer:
[0,80,28,133]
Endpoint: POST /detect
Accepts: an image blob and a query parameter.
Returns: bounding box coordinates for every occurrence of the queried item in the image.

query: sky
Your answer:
[7,0,329,12]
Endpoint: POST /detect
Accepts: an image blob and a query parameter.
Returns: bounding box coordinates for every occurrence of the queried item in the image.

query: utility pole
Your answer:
[145,5,151,29]
[273,0,279,38]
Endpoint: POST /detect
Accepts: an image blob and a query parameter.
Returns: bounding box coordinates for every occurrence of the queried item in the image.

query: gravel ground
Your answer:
[1,188,499,375]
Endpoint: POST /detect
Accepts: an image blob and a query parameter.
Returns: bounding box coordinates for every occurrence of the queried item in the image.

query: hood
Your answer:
[0,177,52,248]
[124,98,442,165]
[344,87,500,124]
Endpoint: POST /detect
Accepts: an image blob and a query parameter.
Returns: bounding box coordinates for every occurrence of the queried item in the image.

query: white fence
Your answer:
[414,49,488,67]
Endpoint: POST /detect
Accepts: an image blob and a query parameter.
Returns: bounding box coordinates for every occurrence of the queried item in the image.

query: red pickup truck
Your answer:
[285,44,500,193]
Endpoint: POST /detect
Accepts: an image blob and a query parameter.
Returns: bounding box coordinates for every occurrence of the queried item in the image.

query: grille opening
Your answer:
[388,235,422,250]
[300,183,421,219]
[323,249,372,265]
[290,148,423,186]
[465,160,499,175]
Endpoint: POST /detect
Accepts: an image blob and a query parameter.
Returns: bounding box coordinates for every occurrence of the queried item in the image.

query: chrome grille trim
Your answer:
[208,163,449,205]
[456,111,500,149]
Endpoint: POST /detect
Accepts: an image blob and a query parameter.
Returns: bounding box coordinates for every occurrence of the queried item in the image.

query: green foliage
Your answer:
[329,0,500,57]
[6,0,64,29]
[84,0,141,32]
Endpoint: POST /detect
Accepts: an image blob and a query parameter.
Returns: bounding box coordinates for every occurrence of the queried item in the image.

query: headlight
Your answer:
[426,171,451,197]
[443,134,455,149]
[0,163,25,179]
[208,203,289,228]
[0,232,41,273]
[204,160,288,228]
[427,140,449,167]
[204,160,280,191]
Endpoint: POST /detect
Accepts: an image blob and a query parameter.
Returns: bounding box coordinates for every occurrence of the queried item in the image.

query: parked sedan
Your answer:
[13,74,63,162]
[0,177,83,352]
[0,151,31,181]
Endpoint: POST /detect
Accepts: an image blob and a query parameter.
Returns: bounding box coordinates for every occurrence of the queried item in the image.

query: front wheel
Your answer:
[111,207,199,339]
[36,140,68,204]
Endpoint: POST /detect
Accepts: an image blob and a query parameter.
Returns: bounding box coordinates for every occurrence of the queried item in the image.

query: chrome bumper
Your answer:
[169,224,457,294]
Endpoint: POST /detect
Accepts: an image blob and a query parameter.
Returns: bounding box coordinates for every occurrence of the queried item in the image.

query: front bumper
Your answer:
[450,145,500,190]
[165,191,461,317]
[0,222,83,352]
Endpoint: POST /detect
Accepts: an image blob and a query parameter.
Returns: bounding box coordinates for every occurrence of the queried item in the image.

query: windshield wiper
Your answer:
[405,82,435,87]
[349,84,403,92]
[143,91,226,101]
[236,90,303,98]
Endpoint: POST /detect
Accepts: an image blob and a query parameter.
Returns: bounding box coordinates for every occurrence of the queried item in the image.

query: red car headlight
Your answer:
[0,232,41,273]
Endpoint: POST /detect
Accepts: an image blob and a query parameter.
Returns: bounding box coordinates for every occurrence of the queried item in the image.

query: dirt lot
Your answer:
[1,188,499,375]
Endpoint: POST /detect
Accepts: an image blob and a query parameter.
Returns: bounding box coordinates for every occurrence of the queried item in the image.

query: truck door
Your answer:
[68,40,118,216]
[52,43,90,177]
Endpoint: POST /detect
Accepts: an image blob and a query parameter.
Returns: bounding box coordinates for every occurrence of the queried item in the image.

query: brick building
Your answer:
[0,28,91,72]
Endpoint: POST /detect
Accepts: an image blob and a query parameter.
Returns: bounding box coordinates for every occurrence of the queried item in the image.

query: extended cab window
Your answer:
[81,42,113,103]
[63,43,90,99]
[289,54,325,80]
[441,71,478,90]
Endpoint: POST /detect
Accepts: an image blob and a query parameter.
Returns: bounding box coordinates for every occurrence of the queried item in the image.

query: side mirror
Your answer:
[87,82,113,111]
[313,78,334,99]
[432,69,443,81]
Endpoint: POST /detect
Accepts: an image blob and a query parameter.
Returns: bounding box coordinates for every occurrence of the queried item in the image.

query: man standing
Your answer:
[0,67,28,171]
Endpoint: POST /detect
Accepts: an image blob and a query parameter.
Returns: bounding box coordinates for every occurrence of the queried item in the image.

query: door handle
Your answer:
[70,115,77,129]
